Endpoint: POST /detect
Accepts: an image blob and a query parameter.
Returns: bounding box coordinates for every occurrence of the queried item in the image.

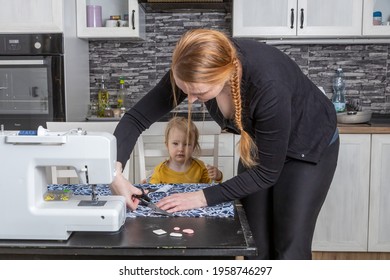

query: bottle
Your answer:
[117,78,126,108]
[332,68,346,113]
[118,77,131,110]
[120,106,126,118]
[97,77,109,117]
[373,11,382,26]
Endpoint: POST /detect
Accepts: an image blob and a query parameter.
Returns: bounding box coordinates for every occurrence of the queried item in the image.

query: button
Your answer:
[153,229,167,235]
[301,154,305,158]
[34,42,42,49]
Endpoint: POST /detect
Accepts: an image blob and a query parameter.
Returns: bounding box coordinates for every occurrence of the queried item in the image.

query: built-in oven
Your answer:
[0,33,65,130]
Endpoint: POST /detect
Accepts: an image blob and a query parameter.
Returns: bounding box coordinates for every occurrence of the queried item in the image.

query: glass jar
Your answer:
[88,102,98,117]
[104,106,113,117]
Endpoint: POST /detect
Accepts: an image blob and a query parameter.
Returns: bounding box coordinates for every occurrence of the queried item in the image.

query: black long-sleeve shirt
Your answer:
[114,39,337,206]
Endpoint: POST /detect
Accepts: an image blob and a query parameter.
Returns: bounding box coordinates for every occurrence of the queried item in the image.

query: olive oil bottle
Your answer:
[97,77,109,117]
[117,78,126,108]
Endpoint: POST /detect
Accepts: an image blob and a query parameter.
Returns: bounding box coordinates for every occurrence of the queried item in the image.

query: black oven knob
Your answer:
[34,42,42,50]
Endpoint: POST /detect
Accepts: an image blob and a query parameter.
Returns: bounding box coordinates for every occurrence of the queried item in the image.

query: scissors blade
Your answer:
[139,197,173,217]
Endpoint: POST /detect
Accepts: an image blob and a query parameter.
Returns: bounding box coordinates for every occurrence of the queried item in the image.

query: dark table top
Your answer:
[0,204,256,259]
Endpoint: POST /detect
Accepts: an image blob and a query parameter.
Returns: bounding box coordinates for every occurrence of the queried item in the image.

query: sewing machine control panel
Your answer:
[1,126,91,145]
[5,133,68,144]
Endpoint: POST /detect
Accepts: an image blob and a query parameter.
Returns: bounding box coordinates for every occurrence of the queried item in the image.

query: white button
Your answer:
[301,154,305,158]
[152,229,167,235]
[169,232,182,237]
[34,42,42,49]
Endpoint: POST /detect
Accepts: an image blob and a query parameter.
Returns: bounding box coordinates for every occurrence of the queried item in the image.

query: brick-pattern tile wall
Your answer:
[89,12,390,115]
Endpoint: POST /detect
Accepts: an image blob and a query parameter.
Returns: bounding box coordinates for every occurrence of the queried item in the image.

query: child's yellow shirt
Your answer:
[149,158,222,184]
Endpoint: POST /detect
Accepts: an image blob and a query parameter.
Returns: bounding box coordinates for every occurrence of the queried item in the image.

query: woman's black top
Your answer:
[114,39,337,206]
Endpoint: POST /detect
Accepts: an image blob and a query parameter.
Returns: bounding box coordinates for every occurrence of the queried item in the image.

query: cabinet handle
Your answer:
[131,10,136,30]
[300,8,304,29]
[290,8,294,29]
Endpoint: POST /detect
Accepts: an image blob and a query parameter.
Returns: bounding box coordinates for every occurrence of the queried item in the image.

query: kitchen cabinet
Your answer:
[363,0,390,36]
[235,133,375,252]
[236,132,390,252]
[0,0,63,33]
[313,132,390,252]
[233,0,363,38]
[76,0,145,39]
[368,134,390,251]
[0,1,90,122]
[312,134,371,251]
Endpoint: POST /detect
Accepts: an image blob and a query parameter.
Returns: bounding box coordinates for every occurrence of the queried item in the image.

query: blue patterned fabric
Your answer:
[47,183,234,218]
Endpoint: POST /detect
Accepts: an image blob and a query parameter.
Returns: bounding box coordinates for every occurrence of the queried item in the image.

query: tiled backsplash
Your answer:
[89,12,390,115]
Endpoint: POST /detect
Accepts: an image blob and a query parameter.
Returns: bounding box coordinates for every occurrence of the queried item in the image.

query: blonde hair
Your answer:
[170,29,258,168]
[165,116,201,157]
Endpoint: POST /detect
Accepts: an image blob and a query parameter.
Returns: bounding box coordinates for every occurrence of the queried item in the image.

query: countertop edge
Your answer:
[338,125,390,134]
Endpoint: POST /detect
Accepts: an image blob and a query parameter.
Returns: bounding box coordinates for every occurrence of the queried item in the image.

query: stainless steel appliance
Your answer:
[0,33,65,130]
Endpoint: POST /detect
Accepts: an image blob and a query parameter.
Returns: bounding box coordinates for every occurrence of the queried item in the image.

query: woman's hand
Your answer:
[155,190,207,213]
[109,162,143,210]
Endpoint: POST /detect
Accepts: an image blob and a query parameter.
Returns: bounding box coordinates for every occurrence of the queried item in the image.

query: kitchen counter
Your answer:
[84,113,390,133]
[338,115,390,134]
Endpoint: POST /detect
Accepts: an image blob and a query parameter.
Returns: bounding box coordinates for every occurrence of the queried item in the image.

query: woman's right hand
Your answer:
[109,162,143,210]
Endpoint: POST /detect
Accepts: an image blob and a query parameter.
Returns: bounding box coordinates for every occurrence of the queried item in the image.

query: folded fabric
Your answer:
[47,183,234,218]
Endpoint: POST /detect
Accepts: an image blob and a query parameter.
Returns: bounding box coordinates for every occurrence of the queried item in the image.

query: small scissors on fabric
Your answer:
[133,188,173,217]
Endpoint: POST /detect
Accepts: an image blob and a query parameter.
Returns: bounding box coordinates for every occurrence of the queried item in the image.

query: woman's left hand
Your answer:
[155,190,207,212]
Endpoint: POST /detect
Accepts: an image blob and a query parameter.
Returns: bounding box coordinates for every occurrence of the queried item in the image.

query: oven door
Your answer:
[0,55,65,130]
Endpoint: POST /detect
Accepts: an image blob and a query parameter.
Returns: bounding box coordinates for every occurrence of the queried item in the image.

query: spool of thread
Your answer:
[86,5,102,27]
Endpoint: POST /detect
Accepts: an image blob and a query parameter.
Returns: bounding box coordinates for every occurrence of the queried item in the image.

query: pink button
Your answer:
[182,228,194,234]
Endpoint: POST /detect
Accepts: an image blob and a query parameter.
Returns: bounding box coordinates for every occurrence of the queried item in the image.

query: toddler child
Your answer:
[148,116,222,184]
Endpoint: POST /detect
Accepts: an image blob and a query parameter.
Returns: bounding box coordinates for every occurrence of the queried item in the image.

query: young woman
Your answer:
[111,29,339,259]
[147,116,222,184]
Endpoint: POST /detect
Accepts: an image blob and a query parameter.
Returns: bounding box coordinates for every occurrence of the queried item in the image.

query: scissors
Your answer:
[133,188,173,217]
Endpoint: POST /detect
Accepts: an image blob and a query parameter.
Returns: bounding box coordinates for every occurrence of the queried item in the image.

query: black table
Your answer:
[0,205,256,259]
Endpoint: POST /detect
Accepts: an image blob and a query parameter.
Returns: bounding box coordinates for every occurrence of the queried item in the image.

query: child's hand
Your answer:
[140,178,147,184]
[206,164,223,182]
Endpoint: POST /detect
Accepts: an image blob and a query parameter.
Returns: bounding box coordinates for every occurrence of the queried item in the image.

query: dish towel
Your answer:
[47,183,234,218]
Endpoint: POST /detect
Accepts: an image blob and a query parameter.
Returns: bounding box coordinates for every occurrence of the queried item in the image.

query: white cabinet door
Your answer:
[76,0,145,39]
[233,0,296,37]
[368,134,390,251]
[233,0,363,38]
[312,134,370,251]
[298,0,363,37]
[363,0,390,36]
[0,0,63,33]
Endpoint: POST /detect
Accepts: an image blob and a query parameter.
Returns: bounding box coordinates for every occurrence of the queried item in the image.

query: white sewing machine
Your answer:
[0,128,126,240]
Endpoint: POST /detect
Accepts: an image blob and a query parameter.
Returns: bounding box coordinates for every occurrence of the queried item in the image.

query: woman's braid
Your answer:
[230,58,258,168]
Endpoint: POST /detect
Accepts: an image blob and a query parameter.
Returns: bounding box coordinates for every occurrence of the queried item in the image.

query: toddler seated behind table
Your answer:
[145,116,223,184]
